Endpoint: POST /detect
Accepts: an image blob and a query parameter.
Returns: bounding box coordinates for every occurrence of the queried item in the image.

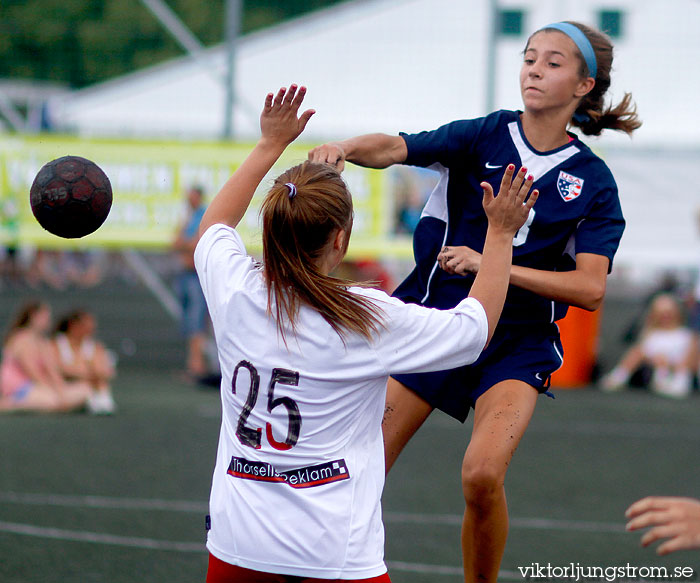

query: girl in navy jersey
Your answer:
[310,21,640,583]
[195,85,536,582]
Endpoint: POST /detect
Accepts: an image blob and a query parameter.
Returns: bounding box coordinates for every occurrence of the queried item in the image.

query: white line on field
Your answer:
[385,561,523,580]
[0,491,626,533]
[427,414,698,440]
[0,520,522,579]
[0,491,208,513]
[383,511,626,533]
[0,520,203,552]
[385,560,462,576]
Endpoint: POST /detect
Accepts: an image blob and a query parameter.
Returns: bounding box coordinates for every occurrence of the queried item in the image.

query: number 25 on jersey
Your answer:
[232,361,302,451]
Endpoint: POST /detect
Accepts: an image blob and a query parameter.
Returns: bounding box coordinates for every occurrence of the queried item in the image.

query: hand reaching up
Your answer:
[260,85,316,148]
[481,164,538,235]
[199,84,315,233]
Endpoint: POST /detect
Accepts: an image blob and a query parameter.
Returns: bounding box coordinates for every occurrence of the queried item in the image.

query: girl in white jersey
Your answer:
[195,85,537,582]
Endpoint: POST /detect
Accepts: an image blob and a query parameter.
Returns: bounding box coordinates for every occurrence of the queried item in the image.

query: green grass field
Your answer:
[1,365,698,582]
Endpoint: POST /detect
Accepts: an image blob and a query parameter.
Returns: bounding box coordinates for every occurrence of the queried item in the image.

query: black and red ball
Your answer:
[30,155,112,239]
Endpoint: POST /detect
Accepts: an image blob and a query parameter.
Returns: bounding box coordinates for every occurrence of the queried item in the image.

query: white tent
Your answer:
[46,0,700,271]
[49,0,700,146]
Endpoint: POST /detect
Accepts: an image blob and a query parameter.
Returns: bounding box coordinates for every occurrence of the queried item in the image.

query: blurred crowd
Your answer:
[0,301,116,414]
[0,247,107,290]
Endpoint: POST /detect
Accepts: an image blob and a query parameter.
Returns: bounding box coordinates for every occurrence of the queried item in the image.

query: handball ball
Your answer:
[30,155,113,239]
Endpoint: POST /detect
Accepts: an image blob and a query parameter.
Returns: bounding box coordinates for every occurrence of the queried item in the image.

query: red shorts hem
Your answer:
[206,553,391,583]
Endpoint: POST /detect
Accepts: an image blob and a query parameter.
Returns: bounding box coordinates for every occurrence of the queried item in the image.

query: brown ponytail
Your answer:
[261,161,383,343]
[537,21,642,136]
[4,300,45,344]
[54,309,89,335]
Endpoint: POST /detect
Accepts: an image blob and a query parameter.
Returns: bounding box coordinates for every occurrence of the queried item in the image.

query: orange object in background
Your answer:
[550,306,601,388]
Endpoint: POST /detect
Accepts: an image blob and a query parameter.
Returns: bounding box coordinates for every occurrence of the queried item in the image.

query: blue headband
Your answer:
[541,22,597,78]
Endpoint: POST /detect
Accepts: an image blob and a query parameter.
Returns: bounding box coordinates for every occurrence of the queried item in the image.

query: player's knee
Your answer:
[461,458,504,505]
[42,393,65,412]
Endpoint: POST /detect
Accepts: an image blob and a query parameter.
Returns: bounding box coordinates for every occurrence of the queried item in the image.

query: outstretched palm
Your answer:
[260,84,315,146]
[481,164,538,234]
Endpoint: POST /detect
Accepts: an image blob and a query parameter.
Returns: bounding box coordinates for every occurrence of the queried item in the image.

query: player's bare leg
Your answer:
[382,377,433,473]
[187,332,207,377]
[2,382,90,413]
[58,381,93,412]
[461,380,538,583]
[1,385,61,413]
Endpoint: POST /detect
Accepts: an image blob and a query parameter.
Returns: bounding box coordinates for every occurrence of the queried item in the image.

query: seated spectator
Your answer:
[600,293,697,398]
[52,309,116,414]
[0,301,93,413]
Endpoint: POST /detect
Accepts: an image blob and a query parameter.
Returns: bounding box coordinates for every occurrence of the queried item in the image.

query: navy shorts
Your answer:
[392,323,564,422]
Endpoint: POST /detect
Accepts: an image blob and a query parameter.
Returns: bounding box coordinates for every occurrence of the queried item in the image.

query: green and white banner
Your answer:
[0,134,416,259]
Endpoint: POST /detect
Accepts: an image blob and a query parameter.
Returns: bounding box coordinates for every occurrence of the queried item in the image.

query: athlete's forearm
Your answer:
[342,134,408,168]
[468,228,514,344]
[509,264,606,311]
[308,133,406,171]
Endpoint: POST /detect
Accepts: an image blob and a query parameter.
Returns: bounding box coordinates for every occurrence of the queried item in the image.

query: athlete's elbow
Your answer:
[579,298,602,312]
[578,284,606,311]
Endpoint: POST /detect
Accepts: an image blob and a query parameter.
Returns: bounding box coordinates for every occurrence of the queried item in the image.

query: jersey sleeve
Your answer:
[194,223,258,318]
[400,119,482,169]
[362,290,489,374]
[575,185,625,271]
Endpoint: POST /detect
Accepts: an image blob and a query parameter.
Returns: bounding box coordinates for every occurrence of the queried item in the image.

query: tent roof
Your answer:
[49,0,700,146]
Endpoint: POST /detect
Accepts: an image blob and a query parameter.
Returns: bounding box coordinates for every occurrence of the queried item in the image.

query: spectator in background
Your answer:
[393,176,423,235]
[52,310,116,414]
[172,185,209,380]
[625,214,700,550]
[0,196,21,287]
[24,249,105,290]
[0,245,21,287]
[395,189,423,235]
[63,250,106,288]
[619,271,679,346]
[688,208,700,342]
[25,249,68,289]
[0,301,93,413]
[600,293,697,398]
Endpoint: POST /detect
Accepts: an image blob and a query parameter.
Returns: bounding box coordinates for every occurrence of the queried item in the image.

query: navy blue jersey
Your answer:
[393,110,625,325]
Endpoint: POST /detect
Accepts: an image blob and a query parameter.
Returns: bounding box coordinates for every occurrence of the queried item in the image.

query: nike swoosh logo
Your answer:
[485,162,503,169]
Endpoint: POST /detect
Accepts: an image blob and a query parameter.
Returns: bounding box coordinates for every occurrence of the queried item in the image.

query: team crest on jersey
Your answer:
[557,171,584,202]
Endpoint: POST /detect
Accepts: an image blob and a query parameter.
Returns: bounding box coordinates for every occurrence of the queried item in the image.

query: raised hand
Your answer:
[481,165,538,235]
[199,84,315,233]
[260,85,315,147]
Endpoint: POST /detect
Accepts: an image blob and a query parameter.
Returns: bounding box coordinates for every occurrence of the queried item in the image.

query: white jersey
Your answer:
[641,328,694,365]
[194,224,488,579]
[54,334,96,365]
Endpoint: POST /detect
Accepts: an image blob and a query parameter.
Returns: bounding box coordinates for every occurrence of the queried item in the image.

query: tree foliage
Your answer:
[0,0,345,88]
